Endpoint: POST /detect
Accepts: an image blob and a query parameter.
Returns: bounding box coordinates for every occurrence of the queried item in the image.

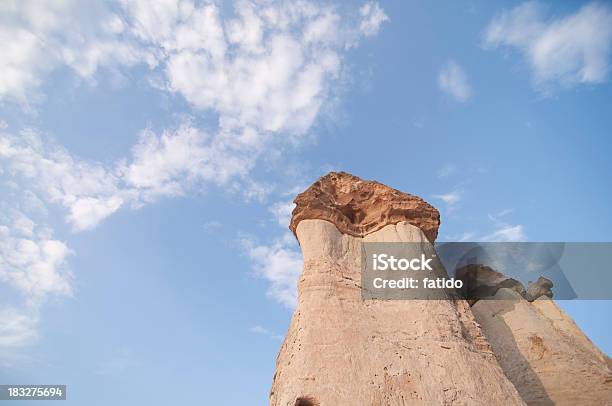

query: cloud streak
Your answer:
[433,190,462,207]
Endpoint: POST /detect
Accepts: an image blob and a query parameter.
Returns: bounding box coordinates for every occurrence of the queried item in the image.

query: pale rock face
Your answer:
[472,289,612,405]
[270,219,525,405]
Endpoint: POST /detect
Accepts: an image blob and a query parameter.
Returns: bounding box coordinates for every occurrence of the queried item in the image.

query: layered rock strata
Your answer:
[289,172,440,243]
[271,172,524,405]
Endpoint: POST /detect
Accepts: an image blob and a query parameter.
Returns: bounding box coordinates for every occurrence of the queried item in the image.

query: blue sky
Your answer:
[1,0,611,404]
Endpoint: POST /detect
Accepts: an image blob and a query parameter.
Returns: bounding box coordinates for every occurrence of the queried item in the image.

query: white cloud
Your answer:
[0,129,125,231]
[0,213,72,301]
[155,1,348,138]
[67,197,124,231]
[0,308,38,347]
[445,224,526,242]
[480,207,525,242]
[1,1,388,231]
[1,0,387,141]
[484,2,612,88]
[0,195,70,352]
[243,233,302,308]
[488,208,515,223]
[125,125,226,195]
[441,231,476,242]
[11,212,35,237]
[0,1,389,352]
[0,0,152,104]
[0,174,71,350]
[449,208,526,242]
[438,60,471,102]
[269,200,295,227]
[1,124,282,231]
[250,325,283,340]
[433,190,462,206]
[359,2,389,37]
[481,224,526,242]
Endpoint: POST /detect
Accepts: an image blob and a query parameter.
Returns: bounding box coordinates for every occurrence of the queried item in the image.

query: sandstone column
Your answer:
[270,172,524,405]
[472,289,612,405]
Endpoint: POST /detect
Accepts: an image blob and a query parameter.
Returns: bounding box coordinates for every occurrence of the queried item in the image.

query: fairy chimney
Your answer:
[270,172,525,405]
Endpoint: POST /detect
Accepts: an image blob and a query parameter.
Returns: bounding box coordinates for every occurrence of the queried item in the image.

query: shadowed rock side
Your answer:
[472,289,612,405]
[271,173,524,405]
[455,264,554,305]
[456,265,612,404]
[289,172,440,243]
[525,277,553,302]
[456,264,527,305]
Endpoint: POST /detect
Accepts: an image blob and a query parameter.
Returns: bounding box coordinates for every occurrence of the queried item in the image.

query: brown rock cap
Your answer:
[289,171,440,242]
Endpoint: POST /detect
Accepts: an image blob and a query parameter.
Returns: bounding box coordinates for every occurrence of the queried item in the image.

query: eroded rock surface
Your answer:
[289,172,440,243]
[473,289,612,405]
[271,173,524,405]
[455,265,612,404]
[271,172,611,405]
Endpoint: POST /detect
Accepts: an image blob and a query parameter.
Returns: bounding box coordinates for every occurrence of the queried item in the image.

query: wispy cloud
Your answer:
[438,60,471,102]
[250,325,284,341]
[484,1,612,89]
[445,207,525,242]
[0,0,150,105]
[440,231,477,242]
[437,163,457,179]
[0,308,39,347]
[433,190,462,207]
[446,224,526,242]
[359,2,389,37]
[243,233,303,308]
[482,208,526,242]
[481,224,526,242]
[488,208,515,222]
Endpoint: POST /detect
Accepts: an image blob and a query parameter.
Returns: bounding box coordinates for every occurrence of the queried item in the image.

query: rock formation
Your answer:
[271,172,525,405]
[525,277,553,302]
[289,171,440,243]
[455,264,527,305]
[455,264,554,305]
[472,288,612,405]
[453,263,612,404]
